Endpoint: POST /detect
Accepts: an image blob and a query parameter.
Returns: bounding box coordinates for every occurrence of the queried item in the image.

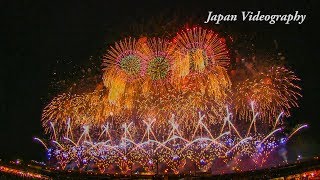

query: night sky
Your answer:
[1,0,318,161]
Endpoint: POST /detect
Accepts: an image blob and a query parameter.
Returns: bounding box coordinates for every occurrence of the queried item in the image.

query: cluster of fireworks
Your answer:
[37,27,305,174]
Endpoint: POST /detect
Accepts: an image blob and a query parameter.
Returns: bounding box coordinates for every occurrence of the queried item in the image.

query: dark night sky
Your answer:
[1,0,318,161]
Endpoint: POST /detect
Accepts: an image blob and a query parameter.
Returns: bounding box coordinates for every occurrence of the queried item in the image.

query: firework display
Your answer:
[38,26,304,175]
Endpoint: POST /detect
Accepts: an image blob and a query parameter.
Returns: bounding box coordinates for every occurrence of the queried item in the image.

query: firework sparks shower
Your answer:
[37,26,305,175]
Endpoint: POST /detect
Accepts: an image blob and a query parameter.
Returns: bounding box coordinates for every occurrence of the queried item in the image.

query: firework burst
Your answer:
[172,27,229,76]
[171,27,231,103]
[233,66,301,122]
[102,37,147,106]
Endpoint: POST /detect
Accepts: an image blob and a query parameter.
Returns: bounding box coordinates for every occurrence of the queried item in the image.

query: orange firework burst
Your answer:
[137,88,228,133]
[102,37,146,106]
[139,37,175,94]
[42,26,301,138]
[172,26,229,77]
[42,27,233,134]
[233,66,301,122]
[42,88,136,133]
[170,27,231,102]
[42,93,82,134]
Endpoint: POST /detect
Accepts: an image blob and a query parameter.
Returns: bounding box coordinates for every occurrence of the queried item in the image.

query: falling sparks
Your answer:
[39,26,304,175]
